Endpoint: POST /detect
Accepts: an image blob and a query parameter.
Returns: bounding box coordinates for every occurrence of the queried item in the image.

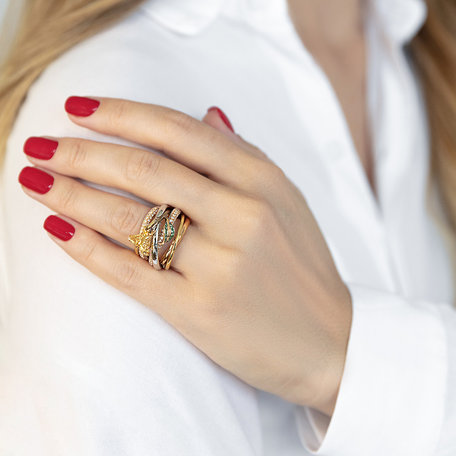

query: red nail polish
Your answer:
[43,215,75,241]
[23,137,58,160]
[207,106,234,132]
[65,96,100,117]
[18,166,54,194]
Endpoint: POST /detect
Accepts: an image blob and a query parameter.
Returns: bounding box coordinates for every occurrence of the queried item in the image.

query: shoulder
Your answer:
[20,5,194,128]
[0,8,261,453]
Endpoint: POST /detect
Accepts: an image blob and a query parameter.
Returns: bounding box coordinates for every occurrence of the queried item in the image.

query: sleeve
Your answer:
[0,42,262,456]
[294,281,456,456]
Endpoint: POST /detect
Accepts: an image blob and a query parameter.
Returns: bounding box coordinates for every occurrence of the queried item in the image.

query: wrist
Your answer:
[307,282,352,417]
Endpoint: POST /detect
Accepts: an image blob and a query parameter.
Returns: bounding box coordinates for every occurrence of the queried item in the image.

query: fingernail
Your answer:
[207,106,234,132]
[43,215,75,241]
[18,166,54,194]
[65,96,100,117]
[23,137,58,160]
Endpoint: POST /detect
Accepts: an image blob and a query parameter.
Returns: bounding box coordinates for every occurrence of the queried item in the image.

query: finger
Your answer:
[205,106,236,134]
[42,213,188,326]
[64,96,263,189]
[23,136,232,226]
[202,107,270,160]
[18,166,206,273]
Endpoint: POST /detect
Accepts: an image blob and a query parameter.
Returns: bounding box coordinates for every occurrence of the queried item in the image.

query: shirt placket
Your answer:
[247,0,400,291]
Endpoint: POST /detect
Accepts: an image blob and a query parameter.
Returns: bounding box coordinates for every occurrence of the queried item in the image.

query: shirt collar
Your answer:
[141,0,427,45]
[140,0,224,35]
[371,0,427,45]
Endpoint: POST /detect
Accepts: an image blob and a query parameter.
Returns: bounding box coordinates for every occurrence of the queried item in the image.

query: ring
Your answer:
[128,203,190,270]
[128,204,166,260]
[160,213,191,270]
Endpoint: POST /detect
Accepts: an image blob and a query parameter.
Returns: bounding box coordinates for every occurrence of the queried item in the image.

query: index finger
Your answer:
[64,96,254,186]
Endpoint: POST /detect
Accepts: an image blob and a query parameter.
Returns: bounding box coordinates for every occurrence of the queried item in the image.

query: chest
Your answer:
[310,48,377,200]
[181,20,453,303]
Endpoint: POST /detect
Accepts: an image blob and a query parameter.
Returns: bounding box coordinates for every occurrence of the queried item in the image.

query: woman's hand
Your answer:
[19,96,352,416]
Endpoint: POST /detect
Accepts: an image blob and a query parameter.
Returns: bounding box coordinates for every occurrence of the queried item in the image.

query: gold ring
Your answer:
[128,204,168,260]
[160,213,191,270]
[148,206,180,269]
[128,203,190,270]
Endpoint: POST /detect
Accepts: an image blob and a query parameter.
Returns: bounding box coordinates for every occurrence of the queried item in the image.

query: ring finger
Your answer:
[18,166,206,274]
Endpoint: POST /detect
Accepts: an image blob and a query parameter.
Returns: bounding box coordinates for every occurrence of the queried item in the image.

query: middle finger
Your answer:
[23,136,234,227]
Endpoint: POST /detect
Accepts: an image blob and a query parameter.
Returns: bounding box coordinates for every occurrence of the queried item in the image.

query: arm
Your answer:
[295,282,456,455]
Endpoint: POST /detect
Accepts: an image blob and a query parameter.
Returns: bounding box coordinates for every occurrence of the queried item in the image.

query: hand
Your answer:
[19,96,352,416]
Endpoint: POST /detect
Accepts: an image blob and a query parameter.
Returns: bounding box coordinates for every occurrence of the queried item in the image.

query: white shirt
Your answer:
[1,0,455,454]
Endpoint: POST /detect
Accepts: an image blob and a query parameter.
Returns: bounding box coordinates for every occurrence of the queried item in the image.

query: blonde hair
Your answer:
[0,0,146,168]
[0,1,455,257]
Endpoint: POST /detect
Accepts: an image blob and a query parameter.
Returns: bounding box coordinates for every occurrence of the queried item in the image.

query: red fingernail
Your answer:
[43,215,75,241]
[207,106,234,132]
[18,166,54,194]
[23,137,58,160]
[65,96,100,117]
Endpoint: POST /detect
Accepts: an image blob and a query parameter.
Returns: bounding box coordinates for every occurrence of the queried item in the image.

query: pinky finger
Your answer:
[43,214,185,315]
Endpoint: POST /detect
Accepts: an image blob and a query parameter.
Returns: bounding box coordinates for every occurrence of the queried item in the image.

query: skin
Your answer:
[18,0,371,419]
[288,0,376,198]
[20,97,352,417]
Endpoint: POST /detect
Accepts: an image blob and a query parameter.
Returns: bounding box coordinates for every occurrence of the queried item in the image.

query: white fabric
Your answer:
[1,0,455,454]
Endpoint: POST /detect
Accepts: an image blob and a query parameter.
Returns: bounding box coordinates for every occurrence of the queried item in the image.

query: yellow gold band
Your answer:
[160,213,191,270]
[128,203,190,270]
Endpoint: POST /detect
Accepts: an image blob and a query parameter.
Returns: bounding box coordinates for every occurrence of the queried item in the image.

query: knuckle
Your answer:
[57,181,78,212]
[66,139,88,169]
[109,204,141,235]
[113,260,141,290]
[106,99,130,130]
[79,237,98,264]
[242,197,275,234]
[218,247,242,278]
[165,109,197,137]
[248,143,268,159]
[125,151,161,184]
[262,161,286,183]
